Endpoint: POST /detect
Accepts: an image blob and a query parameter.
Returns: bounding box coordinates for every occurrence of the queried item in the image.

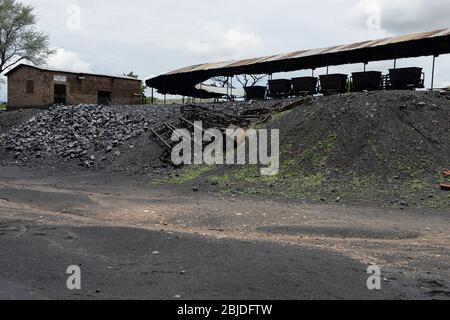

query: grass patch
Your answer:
[424,194,450,209]
[391,153,430,178]
[298,134,336,166]
[209,175,231,186]
[168,165,215,184]
[280,133,337,174]
[407,179,430,191]
[282,173,326,197]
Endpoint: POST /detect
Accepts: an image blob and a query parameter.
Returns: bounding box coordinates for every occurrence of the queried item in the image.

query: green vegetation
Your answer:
[202,132,338,200]
[407,179,429,192]
[0,103,6,111]
[296,133,337,169]
[166,165,215,185]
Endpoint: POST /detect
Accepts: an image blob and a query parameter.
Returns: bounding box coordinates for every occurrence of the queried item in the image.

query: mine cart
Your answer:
[319,74,348,94]
[291,77,319,95]
[244,86,267,100]
[268,79,292,98]
[387,67,425,90]
[351,71,383,91]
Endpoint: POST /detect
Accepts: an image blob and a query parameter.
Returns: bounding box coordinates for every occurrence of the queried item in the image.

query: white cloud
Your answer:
[46,48,92,73]
[185,22,265,61]
[347,0,450,34]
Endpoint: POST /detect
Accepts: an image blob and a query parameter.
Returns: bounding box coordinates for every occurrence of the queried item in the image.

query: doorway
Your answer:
[54,84,67,105]
[97,91,111,105]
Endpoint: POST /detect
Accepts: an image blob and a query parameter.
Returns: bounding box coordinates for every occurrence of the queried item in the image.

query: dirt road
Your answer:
[0,166,449,299]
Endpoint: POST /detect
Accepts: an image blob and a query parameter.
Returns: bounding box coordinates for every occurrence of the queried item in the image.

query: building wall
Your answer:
[7,67,45,109]
[7,66,142,109]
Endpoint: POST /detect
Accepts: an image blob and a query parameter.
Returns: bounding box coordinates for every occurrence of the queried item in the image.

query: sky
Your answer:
[1,0,450,101]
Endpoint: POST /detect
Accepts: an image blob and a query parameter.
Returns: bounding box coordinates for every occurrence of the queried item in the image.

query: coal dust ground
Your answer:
[0,91,449,300]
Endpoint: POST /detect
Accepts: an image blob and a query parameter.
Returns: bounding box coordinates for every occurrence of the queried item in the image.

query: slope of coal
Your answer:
[0,105,168,175]
[0,101,277,176]
[201,91,450,209]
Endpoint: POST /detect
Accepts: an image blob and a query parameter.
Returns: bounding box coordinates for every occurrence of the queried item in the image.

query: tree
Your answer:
[125,71,139,79]
[210,76,231,88]
[0,0,54,75]
[236,74,266,88]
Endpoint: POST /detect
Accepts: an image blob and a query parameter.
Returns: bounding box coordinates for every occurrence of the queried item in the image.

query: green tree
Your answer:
[0,0,54,75]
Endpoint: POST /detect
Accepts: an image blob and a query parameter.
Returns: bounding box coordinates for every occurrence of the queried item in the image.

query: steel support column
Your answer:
[431,55,437,91]
[230,76,233,101]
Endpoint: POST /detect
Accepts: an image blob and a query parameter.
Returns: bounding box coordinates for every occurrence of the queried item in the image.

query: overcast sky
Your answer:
[1,0,450,100]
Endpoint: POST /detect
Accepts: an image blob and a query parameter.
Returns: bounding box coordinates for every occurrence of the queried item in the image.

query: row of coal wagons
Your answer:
[244,67,425,100]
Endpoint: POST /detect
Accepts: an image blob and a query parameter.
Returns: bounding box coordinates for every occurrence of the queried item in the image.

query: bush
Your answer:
[0,103,6,111]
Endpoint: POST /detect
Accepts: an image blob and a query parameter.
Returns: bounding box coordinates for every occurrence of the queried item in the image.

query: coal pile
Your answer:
[0,109,41,135]
[208,90,450,208]
[0,104,160,170]
[0,100,281,174]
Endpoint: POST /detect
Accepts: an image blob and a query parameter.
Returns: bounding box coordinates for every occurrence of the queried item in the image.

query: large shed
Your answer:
[5,64,142,109]
[146,28,450,98]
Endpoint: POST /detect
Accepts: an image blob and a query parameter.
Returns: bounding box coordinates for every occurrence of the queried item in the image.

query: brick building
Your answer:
[5,64,142,109]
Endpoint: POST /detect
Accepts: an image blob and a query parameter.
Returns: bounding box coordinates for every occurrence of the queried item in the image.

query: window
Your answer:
[26,80,34,94]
